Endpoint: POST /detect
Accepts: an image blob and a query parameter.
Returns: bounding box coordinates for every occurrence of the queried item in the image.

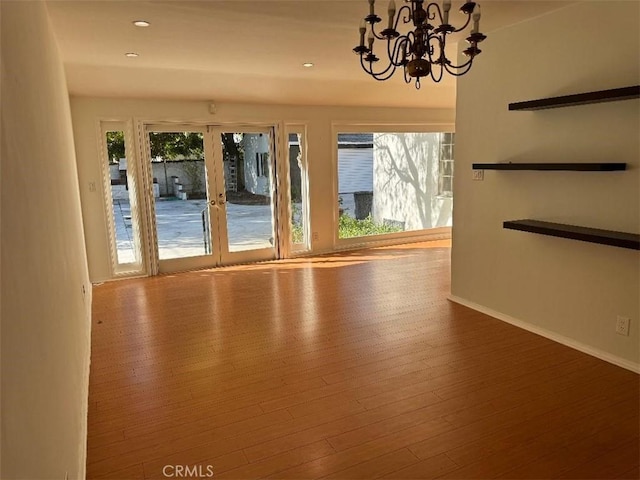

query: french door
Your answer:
[144,124,278,274]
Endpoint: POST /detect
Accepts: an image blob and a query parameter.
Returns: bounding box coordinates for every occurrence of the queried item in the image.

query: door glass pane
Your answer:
[148,131,211,260]
[221,132,275,253]
[104,129,141,267]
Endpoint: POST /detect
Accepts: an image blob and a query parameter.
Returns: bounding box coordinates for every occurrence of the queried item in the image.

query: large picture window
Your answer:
[337,131,454,240]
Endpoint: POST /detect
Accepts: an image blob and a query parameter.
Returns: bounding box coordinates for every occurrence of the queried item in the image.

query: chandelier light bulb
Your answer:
[387,0,396,29]
[353,0,487,89]
[443,0,452,24]
[472,4,481,33]
[472,4,481,20]
[367,27,375,50]
[358,19,367,49]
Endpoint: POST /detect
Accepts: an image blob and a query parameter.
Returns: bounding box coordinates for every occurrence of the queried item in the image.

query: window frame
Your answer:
[284,125,311,255]
[98,120,146,277]
[438,133,455,198]
[331,123,455,250]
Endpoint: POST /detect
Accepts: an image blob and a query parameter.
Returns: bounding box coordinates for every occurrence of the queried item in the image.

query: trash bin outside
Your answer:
[354,191,373,220]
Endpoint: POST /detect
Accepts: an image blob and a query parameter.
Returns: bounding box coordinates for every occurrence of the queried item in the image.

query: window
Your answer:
[438,133,455,197]
[101,121,143,274]
[337,131,454,240]
[286,127,310,252]
[256,152,269,177]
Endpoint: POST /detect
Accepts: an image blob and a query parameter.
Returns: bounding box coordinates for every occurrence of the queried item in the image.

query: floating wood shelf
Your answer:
[472,163,627,171]
[508,85,640,111]
[504,220,640,250]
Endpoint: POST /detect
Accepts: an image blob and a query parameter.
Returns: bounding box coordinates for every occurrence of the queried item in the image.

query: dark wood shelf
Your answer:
[472,163,627,171]
[504,219,640,250]
[508,85,640,111]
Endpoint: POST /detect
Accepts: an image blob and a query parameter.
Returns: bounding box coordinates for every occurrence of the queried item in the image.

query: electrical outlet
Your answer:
[616,316,630,336]
[472,170,484,181]
[312,232,319,241]
[88,181,96,192]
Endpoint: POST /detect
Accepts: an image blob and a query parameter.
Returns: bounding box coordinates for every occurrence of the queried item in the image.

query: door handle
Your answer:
[218,193,226,205]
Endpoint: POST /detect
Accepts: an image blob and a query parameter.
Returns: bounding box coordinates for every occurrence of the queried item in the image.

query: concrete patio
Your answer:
[112,188,274,263]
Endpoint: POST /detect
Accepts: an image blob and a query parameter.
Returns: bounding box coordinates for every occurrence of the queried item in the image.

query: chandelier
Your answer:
[354,0,486,89]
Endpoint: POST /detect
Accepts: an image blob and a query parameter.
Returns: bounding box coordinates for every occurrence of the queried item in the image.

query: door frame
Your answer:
[137,120,286,275]
[210,125,279,266]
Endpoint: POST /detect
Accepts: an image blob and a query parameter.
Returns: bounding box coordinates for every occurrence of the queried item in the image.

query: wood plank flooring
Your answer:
[87,241,639,479]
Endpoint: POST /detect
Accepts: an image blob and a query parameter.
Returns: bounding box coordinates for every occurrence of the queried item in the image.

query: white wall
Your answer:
[243,133,271,195]
[112,161,202,197]
[70,98,454,282]
[1,1,92,478]
[373,133,453,230]
[452,1,639,369]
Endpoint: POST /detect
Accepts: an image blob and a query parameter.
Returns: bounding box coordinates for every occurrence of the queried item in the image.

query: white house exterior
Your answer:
[336,132,453,230]
[338,134,374,194]
[372,132,453,230]
[242,133,271,196]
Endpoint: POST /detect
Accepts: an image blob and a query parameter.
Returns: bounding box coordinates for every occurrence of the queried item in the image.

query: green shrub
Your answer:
[291,223,304,244]
[290,207,403,243]
[291,204,304,244]
[338,214,402,239]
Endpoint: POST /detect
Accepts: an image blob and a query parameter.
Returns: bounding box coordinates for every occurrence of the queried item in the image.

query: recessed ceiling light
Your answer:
[303,62,314,68]
[125,52,139,58]
[133,20,150,27]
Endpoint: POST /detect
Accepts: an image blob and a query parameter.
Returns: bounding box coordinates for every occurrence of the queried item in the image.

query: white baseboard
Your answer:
[447,294,640,374]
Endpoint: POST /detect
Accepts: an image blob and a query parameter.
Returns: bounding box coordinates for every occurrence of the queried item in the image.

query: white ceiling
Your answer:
[46,0,573,109]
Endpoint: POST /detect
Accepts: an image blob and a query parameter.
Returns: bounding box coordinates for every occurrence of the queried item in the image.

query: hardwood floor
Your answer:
[87,241,639,479]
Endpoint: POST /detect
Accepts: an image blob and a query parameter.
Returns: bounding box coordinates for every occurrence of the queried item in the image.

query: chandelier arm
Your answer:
[364,54,398,77]
[370,23,387,41]
[425,2,445,24]
[424,35,446,84]
[444,60,474,76]
[373,64,399,79]
[403,68,413,85]
[395,5,413,29]
[444,55,474,70]
[405,30,416,48]
[369,64,400,82]
[424,32,440,63]
[372,69,400,81]
[359,54,398,81]
[451,14,472,33]
[429,61,445,83]
[388,35,411,67]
